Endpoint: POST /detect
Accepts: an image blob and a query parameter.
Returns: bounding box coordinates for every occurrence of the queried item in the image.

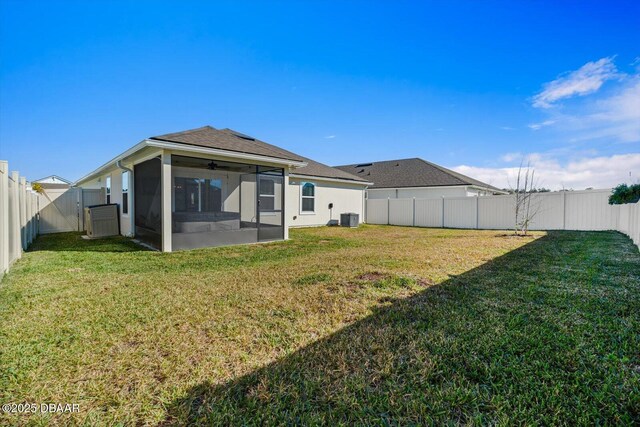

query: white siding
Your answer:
[287,178,366,227]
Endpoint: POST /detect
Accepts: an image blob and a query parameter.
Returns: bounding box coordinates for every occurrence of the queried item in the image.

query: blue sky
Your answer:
[1,0,639,189]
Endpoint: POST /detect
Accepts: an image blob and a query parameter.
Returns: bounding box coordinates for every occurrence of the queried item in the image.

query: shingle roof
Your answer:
[150,126,368,183]
[150,126,306,162]
[334,158,502,191]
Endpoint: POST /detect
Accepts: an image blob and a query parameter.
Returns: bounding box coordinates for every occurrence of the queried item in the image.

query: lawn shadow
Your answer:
[160,231,640,425]
[28,232,147,253]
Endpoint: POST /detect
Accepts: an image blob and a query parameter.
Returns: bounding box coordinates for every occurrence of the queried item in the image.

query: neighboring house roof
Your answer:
[334,158,503,192]
[33,175,73,185]
[290,155,371,183]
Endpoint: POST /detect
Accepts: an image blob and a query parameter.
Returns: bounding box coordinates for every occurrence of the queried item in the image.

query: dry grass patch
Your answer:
[1,226,638,425]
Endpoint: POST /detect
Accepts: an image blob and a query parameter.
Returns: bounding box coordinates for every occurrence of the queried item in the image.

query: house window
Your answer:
[106,175,111,204]
[174,177,222,212]
[301,182,315,212]
[122,171,129,214]
[259,178,276,211]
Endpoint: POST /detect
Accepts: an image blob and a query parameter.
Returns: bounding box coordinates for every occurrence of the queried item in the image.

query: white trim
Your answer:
[289,173,371,186]
[75,139,307,185]
[105,175,112,204]
[299,181,316,215]
[367,184,508,195]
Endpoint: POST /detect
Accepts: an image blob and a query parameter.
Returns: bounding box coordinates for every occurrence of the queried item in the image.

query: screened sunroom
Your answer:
[133,154,285,251]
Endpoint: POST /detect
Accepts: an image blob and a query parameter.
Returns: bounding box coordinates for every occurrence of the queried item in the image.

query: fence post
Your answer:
[0,161,8,276]
[476,195,479,229]
[19,177,27,250]
[26,186,32,245]
[562,190,566,230]
[387,197,390,225]
[412,197,416,227]
[441,197,445,228]
[10,171,20,258]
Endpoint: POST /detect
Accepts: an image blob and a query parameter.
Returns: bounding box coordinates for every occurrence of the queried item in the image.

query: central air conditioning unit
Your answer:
[85,204,120,238]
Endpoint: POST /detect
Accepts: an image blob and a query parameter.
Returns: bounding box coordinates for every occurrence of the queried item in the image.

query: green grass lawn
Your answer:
[1,226,639,425]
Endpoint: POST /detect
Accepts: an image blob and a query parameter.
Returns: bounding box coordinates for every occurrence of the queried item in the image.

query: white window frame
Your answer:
[105,175,111,204]
[121,171,130,216]
[300,181,315,214]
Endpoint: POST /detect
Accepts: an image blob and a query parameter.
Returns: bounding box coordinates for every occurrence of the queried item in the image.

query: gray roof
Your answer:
[334,158,502,191]
[150,126,368,183]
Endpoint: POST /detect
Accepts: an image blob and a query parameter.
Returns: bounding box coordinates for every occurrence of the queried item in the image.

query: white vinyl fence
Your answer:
[0,160,40,278]
[366,188,640,249]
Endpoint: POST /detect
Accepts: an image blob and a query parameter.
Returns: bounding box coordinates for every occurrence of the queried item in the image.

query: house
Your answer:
[334,158,506,199]
[33,175,73,189]
[75,126,370,251]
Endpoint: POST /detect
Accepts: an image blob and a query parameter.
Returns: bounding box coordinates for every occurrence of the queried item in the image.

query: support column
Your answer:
[161,152,172,252]
[283,170,290,240]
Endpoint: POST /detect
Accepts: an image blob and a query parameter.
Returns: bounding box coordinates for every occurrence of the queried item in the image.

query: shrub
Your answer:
[608,183,640,205]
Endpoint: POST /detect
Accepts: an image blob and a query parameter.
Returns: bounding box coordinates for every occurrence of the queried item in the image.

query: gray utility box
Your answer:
[85,204,120,238]
[340,213,359,227]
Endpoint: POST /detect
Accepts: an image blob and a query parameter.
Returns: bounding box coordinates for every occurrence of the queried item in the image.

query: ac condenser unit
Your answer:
[85,204,120,238]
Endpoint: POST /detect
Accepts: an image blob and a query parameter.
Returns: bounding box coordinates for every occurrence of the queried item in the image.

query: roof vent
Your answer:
[358,168,365,173]
[355,163,372,168]
[231,131,255,141]
[395,162,400,166]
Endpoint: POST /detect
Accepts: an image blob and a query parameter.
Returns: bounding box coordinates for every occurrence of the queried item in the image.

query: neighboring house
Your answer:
[33,175,73,189]
[75,126,370,251]
[334,158,506,199]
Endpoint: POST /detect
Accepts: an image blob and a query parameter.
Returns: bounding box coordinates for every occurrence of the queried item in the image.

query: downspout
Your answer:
[116,160,134,236]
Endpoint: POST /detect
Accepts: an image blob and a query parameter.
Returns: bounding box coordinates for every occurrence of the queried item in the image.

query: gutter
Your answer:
[289,173,373,186]
[470,185,509,195]
[116,160,133,174]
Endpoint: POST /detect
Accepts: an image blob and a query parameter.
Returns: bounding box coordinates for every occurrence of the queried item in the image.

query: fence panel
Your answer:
[528,192,564,230]
[415,198,443,227]
[478,194,514,229]
[565,190,615,230]
[39,188,81,234]
[444,197,477,228]
[366,199,389,224]
[389,198,414,226]
[364,188,638,250]
[0,162,40,277]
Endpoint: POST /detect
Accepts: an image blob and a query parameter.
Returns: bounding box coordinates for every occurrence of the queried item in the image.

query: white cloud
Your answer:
[324,135,336,139]
[500,152,522,162]
[452,153,640,190]
[584,78,640,142]
[500,126,515,131]
[528,120,556,130]
[532,57,619,108]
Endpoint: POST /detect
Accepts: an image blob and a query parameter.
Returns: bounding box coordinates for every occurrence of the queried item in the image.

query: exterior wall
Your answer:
[367,186,470,200]
[77,148,161,237]
[287,177,366,227]
[78,150,367,246]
